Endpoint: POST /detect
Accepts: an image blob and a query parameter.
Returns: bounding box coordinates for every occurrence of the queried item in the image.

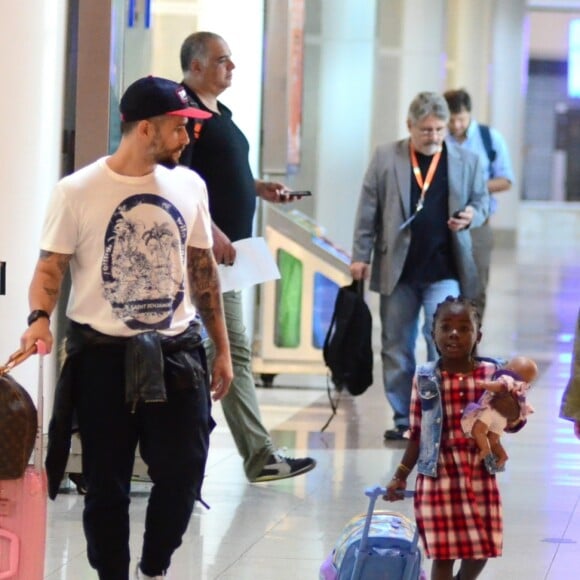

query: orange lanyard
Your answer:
[409,143,442,212]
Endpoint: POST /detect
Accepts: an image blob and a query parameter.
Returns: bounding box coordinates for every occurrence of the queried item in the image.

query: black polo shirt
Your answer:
[180,86,257,242]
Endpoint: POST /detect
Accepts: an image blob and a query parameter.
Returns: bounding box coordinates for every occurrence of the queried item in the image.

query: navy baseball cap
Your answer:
[120,76,212,122]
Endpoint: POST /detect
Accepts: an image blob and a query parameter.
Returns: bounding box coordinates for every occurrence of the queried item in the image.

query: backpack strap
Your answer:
[478,123,497,174]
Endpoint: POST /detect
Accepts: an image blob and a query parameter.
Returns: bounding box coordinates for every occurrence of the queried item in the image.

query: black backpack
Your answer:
[323,280,373,397]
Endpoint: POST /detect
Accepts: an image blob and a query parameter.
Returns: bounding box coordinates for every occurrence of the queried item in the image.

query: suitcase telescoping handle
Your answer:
[352,485,419,580]
[0,341,47,470]
[359,486,415,552]
[35,341,47,470]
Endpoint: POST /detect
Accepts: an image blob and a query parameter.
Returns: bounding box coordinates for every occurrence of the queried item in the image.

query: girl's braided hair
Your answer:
[432,295,481,333]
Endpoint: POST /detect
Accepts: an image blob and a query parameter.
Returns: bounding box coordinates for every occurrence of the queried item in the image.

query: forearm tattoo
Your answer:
[187,247,222,327]
[38,250,71,300]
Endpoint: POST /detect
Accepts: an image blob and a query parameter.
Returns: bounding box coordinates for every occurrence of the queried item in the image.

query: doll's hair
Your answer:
[432,295,481,332]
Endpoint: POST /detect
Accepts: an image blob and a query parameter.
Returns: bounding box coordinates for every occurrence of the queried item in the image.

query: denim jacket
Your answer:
[415,357,503,477]
[415,362,443,477]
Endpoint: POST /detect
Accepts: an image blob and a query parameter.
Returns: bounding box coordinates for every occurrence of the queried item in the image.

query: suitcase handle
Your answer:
[0,528,20,579]
[364,485,415,501]
[352,486,420,580]
[0,342,45,376]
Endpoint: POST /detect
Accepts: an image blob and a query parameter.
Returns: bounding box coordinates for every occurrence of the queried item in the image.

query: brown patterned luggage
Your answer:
[0,343,48,580]
[0,350,38,479]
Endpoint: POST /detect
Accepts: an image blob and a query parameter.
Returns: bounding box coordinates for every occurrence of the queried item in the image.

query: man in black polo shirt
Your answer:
[179,31,316,482]
[350,92,489,440]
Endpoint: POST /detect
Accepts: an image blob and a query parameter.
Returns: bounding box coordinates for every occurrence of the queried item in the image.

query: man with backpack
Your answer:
[444,89,514,321]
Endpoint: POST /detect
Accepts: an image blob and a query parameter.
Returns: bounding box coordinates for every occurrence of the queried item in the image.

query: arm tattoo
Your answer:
[187,247,222,326]
[39,250,71,275]
[37,250,72,301]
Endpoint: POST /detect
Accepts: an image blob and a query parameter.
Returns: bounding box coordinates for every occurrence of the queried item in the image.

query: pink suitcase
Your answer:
[0,345,48,580]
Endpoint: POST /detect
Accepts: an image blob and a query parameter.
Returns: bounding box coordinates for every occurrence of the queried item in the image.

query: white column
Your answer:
[489,0,527,236]
[445,0,527,241]
[197,0,265,175]
[315,0,377,251]
[373,0,447,148]
[0,2,67,401]
[445,0,494,118]
[316,0,446,252]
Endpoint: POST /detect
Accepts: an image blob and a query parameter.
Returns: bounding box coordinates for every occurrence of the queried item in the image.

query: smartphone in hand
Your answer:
[282,190,312,201]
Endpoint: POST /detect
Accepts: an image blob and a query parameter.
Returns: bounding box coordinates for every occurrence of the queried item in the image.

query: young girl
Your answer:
[384,296,523,580]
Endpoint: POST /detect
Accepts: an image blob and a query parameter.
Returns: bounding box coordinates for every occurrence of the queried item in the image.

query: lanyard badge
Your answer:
[399,143,442,230]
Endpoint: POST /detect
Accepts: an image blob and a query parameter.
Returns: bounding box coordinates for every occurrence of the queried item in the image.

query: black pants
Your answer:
[73,343,212,579]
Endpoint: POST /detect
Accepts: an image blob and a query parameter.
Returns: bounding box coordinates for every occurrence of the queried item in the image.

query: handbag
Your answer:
[0,349,38,479]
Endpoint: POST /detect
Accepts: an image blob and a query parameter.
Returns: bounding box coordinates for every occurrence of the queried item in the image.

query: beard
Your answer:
[157,156,178,169]
[150,129,182,169]
[416,143,442,156]
[155,146,183,169]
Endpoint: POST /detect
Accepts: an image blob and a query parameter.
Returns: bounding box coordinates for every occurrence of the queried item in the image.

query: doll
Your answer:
[461,355,538,474]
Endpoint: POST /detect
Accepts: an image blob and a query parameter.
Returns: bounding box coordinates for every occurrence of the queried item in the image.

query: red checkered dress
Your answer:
[409,360,503,560]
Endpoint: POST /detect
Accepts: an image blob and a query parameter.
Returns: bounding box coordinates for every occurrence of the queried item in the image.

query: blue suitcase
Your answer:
[320,485,424,580]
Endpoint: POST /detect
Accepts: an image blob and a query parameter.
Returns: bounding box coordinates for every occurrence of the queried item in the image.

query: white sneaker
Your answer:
[135,562,165,579]
[251,452,316,482]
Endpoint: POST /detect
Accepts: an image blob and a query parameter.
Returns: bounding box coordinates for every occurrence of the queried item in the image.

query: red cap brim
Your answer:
[167,107,212,120]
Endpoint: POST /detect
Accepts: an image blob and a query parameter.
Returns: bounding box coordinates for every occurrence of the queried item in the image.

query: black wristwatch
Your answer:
[27,309,50,326]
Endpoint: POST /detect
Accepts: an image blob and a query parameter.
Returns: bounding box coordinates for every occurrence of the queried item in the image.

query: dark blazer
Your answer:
[351,139,489,298]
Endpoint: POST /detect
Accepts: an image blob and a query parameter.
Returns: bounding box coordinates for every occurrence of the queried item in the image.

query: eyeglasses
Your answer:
[415,126,447,136]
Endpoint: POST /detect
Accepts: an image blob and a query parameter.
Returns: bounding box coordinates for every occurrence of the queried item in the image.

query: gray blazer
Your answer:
[351,139,489,298]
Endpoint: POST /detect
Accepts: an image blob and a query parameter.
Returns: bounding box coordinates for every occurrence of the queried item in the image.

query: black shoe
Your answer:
[384,426,409,441]
[68,472,88,494]
[251,453,317,482]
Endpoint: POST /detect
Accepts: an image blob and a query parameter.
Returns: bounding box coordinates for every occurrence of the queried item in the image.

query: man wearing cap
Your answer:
[21,76,233,580]
[178,31,317,482]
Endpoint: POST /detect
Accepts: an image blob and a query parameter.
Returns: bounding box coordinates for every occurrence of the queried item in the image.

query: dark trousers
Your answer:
[73,343,212,579]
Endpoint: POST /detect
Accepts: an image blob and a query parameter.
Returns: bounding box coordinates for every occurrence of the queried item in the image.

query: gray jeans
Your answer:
[204,290,275,479]
[470,220,494,321]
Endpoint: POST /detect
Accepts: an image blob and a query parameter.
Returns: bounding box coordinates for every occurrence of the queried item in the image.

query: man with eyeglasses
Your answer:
[350,91,489,440]
[444,88,514,322]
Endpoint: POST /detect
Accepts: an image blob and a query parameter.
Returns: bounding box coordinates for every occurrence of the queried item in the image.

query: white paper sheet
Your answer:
[218,237,280,293]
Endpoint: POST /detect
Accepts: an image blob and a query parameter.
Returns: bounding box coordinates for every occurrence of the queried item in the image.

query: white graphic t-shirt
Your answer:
[41,157,212,336]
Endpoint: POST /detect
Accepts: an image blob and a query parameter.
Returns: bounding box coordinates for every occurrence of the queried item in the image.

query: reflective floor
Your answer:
[44,241,580,579]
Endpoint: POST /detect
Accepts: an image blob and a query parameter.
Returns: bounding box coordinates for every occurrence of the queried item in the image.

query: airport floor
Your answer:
[44,240,580,579]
